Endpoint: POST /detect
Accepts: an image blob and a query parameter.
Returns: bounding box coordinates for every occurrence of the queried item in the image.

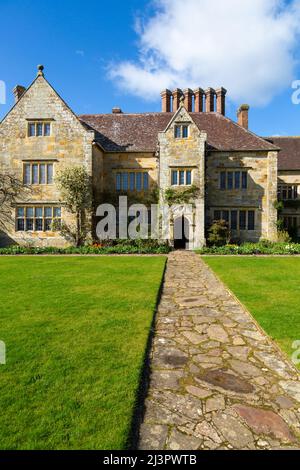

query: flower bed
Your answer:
[198,242,300,255]
[0,239,171,255]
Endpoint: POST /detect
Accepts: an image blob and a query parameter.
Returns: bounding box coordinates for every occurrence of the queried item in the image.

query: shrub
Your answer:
[207,220,230,247]
[198,241,300,255]
[0,239,171,255]
[277,230,291,243]
[55,166,92,247]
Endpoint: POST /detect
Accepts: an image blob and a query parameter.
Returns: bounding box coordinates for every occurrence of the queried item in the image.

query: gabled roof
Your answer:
[0,71,90,135]
[79,113,172,152]
[264,136,300,170]
[190,113,279,152]
[79,111,278,153]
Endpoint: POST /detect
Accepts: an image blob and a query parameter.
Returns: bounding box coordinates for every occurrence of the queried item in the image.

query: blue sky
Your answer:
[1,0,300,137]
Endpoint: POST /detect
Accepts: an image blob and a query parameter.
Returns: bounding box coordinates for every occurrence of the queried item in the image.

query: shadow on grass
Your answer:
[127,259,167,450]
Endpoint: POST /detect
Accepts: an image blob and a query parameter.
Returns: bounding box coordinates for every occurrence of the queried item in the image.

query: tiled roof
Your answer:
[79,113,172,152]
[264,137,300,170]
[79,112,278,153]
[190,113,278,152]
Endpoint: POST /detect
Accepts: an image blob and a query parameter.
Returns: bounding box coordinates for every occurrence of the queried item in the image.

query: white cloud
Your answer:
[109,0,300,106]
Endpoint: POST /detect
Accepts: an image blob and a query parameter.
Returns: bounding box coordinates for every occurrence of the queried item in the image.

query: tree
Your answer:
[0,171,28,230]
[207,219,230,246]
[55,166,92,247]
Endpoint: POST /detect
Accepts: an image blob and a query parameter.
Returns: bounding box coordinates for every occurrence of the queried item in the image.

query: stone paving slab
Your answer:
[138,251,300,450]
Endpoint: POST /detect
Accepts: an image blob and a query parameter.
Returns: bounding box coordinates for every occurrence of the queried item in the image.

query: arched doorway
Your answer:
[174,216,189,249]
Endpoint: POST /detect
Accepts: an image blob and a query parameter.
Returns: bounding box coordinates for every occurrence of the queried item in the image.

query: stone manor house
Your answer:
[0,65,300,249]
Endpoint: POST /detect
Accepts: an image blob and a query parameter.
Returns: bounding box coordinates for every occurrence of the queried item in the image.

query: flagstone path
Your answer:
[138,251,300,450]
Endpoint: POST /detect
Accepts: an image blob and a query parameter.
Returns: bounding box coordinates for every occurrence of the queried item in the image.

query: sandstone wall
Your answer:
[206,150,278,242]
[0,74,94,247]
[158,107,207,248]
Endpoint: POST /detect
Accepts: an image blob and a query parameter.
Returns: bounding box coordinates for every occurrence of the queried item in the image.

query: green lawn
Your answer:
[0,256,166,450]
[203,257,300,366]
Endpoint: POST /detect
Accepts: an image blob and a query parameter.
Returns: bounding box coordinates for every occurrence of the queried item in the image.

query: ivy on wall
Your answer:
[164,185,200,206]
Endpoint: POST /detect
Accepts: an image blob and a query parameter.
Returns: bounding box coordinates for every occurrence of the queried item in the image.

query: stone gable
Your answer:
[0,73,94,247]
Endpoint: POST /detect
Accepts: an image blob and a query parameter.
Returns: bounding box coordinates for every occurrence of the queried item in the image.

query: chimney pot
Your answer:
[172,88,183,112]
[194,88,205,112]
[160,89,172,112]
[205,88,216,112]
[112,107,123,114]
[216,87,227,115]
[183,88,194,112]
[13,85,26,103]
[237,104,250,129]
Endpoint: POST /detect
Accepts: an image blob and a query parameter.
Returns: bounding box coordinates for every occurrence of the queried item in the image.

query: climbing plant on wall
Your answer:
[164,185,200,206]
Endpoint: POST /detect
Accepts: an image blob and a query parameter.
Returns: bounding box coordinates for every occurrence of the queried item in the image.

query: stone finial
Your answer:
[37,65,44,77]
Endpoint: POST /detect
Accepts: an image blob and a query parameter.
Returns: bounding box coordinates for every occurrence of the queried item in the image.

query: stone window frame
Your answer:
[115,170,150,192]
[278,184,299,201]
[27,121,52,138]
[16,205,62,232]
[170,168,193,187]
[174,124,189,139]
[213,208,255,231]
[23,161,55,185]
[219,170,248,191]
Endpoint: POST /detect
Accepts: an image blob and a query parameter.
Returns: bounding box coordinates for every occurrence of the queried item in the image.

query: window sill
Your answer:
[16,231,59,234]
[171,184,193,188]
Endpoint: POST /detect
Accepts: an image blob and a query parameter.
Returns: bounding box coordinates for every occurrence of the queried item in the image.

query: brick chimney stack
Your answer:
[237,104,250,129]
[160,86,226,113]
[183,88,193,112]
[205,88,216,112]
[194,88,205,112]
[172,88,183,112]
[13,85,26,103]
[160,89,172,112]
[216,87,227,115]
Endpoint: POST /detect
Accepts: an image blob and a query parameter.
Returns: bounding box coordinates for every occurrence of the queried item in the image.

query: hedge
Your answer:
[0,240,171,255]
[198,241,300,255]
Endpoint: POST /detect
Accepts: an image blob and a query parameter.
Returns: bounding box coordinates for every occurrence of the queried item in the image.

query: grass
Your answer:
[0,256,166,450]
[203,257,300,368]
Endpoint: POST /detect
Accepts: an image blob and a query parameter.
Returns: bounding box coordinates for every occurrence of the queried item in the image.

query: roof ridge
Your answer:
[264,135,300,139]
[78,112,173,117]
